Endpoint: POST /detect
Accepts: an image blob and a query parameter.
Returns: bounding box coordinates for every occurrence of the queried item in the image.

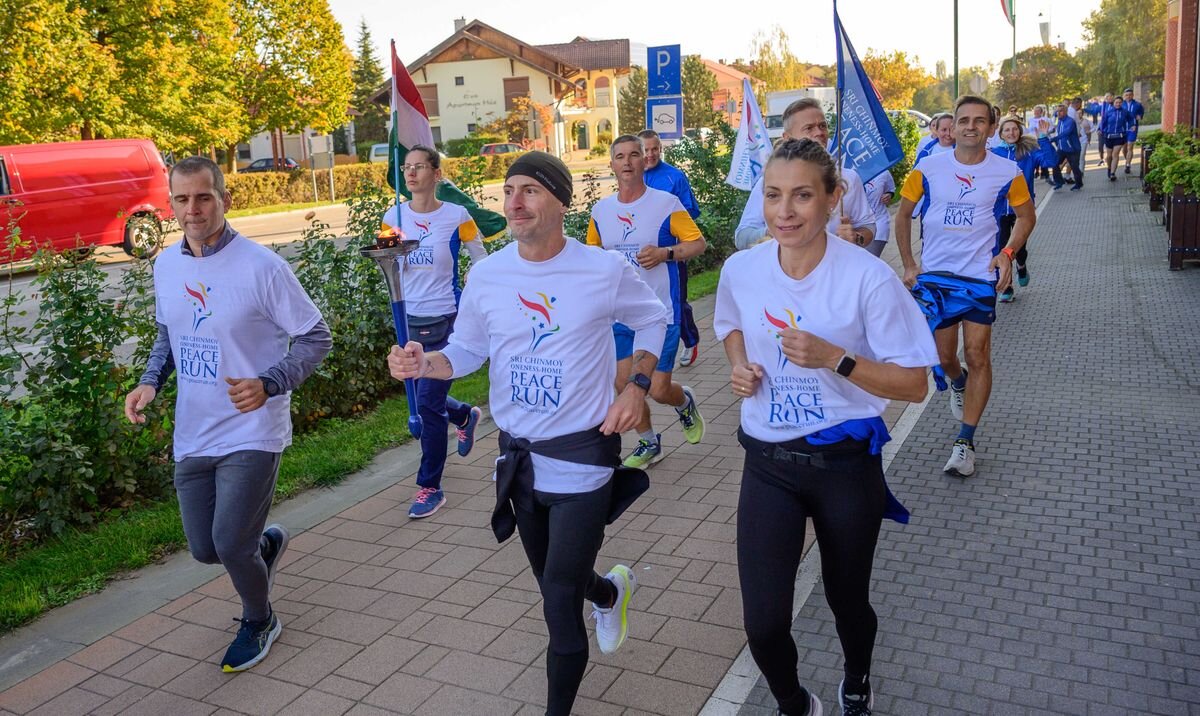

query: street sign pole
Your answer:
[646,45,683,139]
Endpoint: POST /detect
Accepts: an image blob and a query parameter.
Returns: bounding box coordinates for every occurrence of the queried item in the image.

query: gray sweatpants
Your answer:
[174,450,281,621]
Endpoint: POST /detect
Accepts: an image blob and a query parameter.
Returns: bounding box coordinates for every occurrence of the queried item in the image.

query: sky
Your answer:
[331,0,1098,80]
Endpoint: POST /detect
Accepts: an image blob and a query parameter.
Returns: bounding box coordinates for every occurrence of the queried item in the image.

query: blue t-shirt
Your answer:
[644,161,701,219]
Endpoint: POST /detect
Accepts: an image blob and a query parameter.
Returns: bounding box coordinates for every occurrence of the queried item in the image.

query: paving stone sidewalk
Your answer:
[3,161,1197,716]
[736,165,1200,715]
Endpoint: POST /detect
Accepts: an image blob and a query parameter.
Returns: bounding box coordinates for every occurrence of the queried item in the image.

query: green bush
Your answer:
[1144,127,1199,193]
[0,238,172,550]
[284,186,398,429]
[888,112,922,189]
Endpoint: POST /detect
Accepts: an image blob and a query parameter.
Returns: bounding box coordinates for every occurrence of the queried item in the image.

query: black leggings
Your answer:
[514,480,617,716]
[999,213,1027,267]
[737,436,885,714]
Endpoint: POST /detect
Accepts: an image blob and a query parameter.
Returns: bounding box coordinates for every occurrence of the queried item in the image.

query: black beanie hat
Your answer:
[505,151,573,207]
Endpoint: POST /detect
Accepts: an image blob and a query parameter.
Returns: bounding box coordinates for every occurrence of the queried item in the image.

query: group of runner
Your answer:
[126,92,1046,715]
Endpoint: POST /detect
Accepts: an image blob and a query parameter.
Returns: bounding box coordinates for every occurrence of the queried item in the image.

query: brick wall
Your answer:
[1164,0,1199,130]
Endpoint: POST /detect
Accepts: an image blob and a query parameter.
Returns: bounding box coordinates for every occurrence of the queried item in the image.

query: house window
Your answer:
[417,84,440,117]
[455,76,464,86]
[503,76,530,111]
[467,123,478,133]
[594,76,611,108]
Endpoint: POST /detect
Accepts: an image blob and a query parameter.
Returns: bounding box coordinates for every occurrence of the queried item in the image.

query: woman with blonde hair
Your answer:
[990,116,1039,302]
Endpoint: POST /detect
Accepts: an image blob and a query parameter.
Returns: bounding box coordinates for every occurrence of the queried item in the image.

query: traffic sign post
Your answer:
[646,45,684,139]
[647,45,681,97]
[308,135,335,202]
[646,96,684,141]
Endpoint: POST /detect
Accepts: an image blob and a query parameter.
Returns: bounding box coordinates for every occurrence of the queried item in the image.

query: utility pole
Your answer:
[953,0,960,99]
[1011,1,1017,75]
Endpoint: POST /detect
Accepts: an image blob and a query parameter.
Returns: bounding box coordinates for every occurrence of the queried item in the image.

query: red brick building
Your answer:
[1164,0,1200,130]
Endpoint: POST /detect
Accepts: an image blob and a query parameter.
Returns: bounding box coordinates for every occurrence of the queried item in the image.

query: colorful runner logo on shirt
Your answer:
[412,220,432,241]
[764,308,800,370]
[617,213,636,241]
[518,292,561,352]
[184,282,212,331]
[954,173,977,200]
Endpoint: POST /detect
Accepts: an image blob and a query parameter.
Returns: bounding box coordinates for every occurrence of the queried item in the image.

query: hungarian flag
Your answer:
[1000,0,1015,25]
[386,41,506,238]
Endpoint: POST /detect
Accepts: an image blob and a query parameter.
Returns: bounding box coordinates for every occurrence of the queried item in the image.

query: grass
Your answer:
[0,372,488,634]
[0,271,718,635]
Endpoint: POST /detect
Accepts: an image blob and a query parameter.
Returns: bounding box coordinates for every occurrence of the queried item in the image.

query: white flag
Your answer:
[726,78,773,191]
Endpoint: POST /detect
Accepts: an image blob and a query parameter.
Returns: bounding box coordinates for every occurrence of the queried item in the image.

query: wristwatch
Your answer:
[667,247,675,261]
[628,372,652,393]
[261,376,282,397]
[834,351,857,378]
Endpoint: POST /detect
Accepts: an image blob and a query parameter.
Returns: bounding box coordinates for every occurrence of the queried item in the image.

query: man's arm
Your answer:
[258,319,333,393]
[895,169,926,286]
[138,322,175,390]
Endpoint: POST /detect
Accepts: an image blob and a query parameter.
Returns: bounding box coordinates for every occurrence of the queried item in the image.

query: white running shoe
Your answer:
[949,385,966,421]
[592,564,636,654]
[943,439,976,477]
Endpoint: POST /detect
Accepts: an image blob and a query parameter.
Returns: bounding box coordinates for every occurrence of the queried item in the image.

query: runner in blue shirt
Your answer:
[639,129,702,368]
[1095,92,1114,167]
[1121,88,1146,175]
[1099,96,1133,181]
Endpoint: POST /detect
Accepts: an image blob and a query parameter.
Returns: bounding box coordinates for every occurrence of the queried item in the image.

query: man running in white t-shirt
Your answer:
[388,152,670,716]
[587,135,707,468]
[735,98,878,253]
[896,96,1037,477]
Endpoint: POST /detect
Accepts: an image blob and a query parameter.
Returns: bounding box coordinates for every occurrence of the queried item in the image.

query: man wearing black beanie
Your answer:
[505,151,574,208]
[388,149,670,715]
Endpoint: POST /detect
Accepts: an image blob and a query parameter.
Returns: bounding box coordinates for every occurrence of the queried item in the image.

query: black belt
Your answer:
[738,428,871,470]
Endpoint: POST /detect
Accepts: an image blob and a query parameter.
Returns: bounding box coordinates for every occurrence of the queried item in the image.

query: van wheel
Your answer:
[123,215,162,259]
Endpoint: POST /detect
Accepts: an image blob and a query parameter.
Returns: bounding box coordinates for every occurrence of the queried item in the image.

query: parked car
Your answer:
[0,138,172,263]
[479,143,525,156]
[369,143,390,164]
[242,157,300,172]
[888,109,933,129]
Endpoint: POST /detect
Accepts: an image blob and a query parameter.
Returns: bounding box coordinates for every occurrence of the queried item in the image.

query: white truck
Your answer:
[764,87,838,140]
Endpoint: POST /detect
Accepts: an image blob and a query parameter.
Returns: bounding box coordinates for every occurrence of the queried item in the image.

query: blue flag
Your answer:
[833,1,904,183]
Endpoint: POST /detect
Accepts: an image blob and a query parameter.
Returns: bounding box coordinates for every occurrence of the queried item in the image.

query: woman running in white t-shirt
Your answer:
[714,138,939,716]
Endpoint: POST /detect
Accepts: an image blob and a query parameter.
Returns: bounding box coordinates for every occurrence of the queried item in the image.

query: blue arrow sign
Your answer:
[647,45,681,97]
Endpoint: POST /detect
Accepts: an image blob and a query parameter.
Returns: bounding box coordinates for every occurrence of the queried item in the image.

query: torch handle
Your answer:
[390,300,423,438]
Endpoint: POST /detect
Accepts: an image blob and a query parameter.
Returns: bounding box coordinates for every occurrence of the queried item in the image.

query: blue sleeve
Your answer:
[676,175,701,219]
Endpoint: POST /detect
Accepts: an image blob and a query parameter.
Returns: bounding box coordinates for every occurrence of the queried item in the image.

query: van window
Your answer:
[17,143,151,193]
[372,145,389,157]
[0,158,9,195]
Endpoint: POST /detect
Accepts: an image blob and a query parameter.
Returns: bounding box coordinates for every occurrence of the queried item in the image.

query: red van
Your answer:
[0,139,173,263]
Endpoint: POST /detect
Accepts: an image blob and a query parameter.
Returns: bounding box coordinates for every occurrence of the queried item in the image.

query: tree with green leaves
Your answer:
[232,0,354,164]
[1078,0,1165,96]
[682,55,720,129]
[351,19,387,145]
[913,66,995,115]
[996,46,1085,112]
[618,65,648,135]
[746,26,811,92]
[861,50,931,110]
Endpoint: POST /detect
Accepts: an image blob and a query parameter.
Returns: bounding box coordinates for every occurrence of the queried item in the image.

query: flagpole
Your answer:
[834,0,844,216]
[954,0,960,99]
[1011,1,1017,74]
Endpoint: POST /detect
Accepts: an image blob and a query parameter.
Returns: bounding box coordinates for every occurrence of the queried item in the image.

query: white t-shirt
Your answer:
[381,201,485,317]
[441,238,670,493]
[586,187,703,323]
[900,150,1032,281]
[153,234,324,460]
[1029,115,1052,138]
[713,237,937,443]
[736,164,875,249]
[862,171,896,243]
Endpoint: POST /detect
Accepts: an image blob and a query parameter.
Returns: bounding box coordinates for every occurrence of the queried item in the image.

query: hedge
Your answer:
[225,154,524,210]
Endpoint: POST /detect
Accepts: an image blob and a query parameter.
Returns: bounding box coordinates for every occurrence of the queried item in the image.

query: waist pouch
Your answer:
[408,314,453,349]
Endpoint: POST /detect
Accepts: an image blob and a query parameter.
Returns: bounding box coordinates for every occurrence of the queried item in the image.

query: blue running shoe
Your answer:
[261,523,289,596]
[221,609,281,673]
[457,406,482,457]
[409,487,446,519]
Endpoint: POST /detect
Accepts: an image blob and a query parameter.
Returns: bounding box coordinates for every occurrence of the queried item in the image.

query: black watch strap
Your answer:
[261,376,281,397]
[629,372,652,393]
